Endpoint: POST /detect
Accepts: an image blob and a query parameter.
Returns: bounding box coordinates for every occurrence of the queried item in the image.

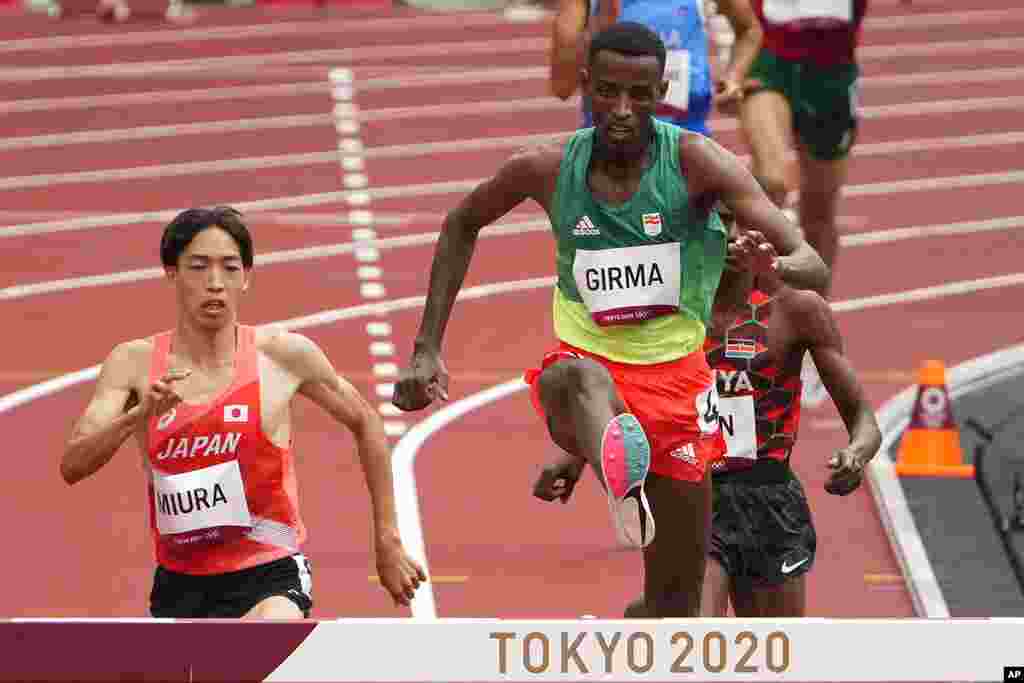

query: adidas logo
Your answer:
[573,215,600,237]
[670,442,698,465]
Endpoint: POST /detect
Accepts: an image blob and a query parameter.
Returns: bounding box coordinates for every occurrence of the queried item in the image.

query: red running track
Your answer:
[0,0,1023,626]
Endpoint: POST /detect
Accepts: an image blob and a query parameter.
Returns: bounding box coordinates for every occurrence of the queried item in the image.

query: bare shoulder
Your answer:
[257,325,323,368]
[678,131,728,170]
[502,136,569,181]
[109,336,154,361]
[678,132,735,198]
[457,135,571,217]
[102,337,153,384]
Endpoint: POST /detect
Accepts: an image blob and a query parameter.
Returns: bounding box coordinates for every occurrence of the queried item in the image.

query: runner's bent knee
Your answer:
[537,358,623,416]
[537,358,626,456]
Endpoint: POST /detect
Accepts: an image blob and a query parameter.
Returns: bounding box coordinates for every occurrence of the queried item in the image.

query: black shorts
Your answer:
[150,553,314,619]
[710,461,816,586]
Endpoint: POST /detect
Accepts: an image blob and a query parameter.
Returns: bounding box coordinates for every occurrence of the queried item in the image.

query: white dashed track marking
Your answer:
[330,67,406,439]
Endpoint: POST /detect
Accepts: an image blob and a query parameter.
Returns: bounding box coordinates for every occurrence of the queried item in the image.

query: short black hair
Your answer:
[160,206,254,269]
[588,21,666,76]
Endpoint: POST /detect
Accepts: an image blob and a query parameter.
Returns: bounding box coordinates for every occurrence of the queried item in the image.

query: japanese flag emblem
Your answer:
[224,404,249,423]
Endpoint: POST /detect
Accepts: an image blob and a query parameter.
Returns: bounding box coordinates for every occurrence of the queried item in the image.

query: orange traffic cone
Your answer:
[895,360,974,478]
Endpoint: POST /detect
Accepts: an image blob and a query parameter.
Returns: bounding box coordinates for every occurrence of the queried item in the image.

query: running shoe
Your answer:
[600,413,655,549]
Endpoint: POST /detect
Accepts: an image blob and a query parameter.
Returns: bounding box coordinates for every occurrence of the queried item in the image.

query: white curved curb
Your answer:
[868,343,1024,618]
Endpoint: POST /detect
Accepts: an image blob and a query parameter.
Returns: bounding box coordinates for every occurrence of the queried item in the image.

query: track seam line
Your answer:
[389,276,1024,619]
[8,274,1018,620]
[3,6,1019,54]
[4,34,1024,83]
[4,213,1024,303]
[6,164,1024,240]
[4,65,1024,115]
[6,93,1024,153]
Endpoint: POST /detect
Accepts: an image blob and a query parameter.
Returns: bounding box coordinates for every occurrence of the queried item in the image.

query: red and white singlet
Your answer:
[145,325,306,575]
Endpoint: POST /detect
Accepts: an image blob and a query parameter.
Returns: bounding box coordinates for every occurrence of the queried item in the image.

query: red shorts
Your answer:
[524,342,726,483]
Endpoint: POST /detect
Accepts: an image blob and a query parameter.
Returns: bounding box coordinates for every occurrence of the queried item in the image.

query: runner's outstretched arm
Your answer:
[790,293,882,495]
[681,135,830,292]
[61,341,185,485]
[282,331,427,606]
[393,149,542,412]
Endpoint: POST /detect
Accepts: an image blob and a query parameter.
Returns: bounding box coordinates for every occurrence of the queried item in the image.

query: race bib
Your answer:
[663,49,690,112]
[762,0,851,24]
[718,395,757,459]
[153,459,252,537]
[696,381,722,435]
[573,243,681,326]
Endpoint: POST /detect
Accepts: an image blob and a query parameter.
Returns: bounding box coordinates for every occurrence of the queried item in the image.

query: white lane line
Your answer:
[2,35,1024,83]
[0,11,537,54]
[0,39,551,82]
[831,273,1024,312]
[383,423,408,437]
[350,128,1022,167]
[369,342,395,357]
[354,93,1024,127]
[360,283,386,299]
[389,272,1024,618]
[4,272,1022,621]
[5,6,1018,54]
[342,157,365,173]
[868,343,1024,618]
[3,6,1020,54]
[4,213,1023,302]
[355,248,380,263]
[331,66,403,432]
[352,64,1024,94]
[0,114,333,151]
[2,94,1021,170]
[6,161,1024,241]
[4,65,1022,115]
[374,362,398,377]
[0,150,340,191]
[379,402,402,415]
[392,378,527,618]
[0,82,331,115]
